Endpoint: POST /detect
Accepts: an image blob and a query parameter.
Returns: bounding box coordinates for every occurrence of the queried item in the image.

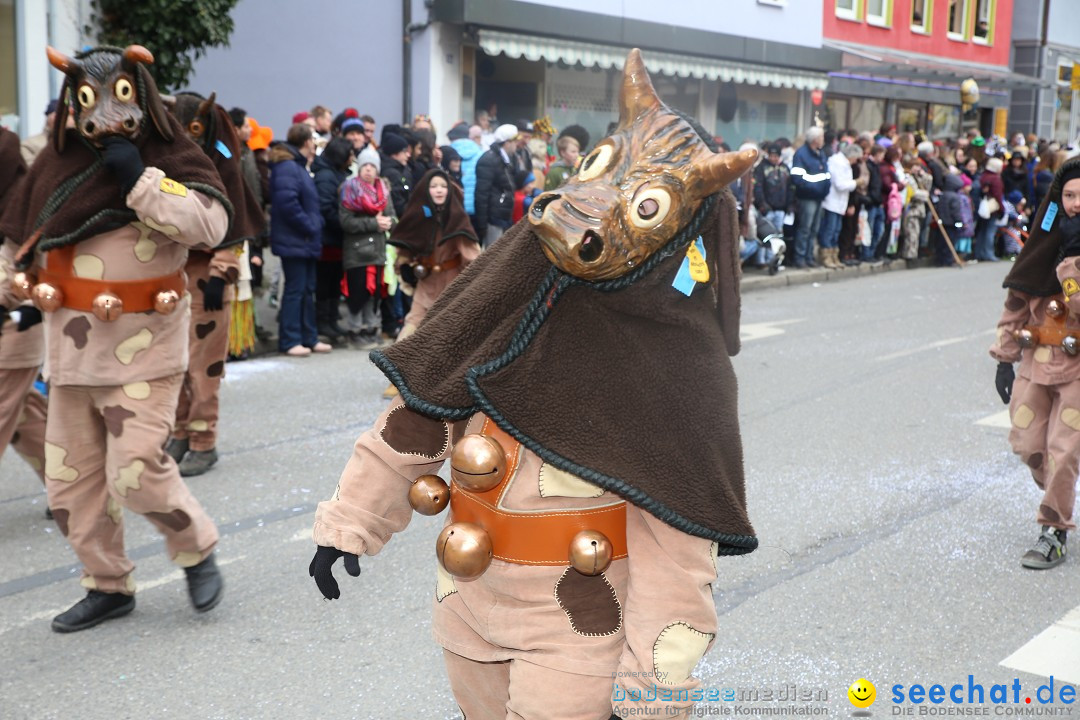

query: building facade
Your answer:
[1010,0,1080,143]
[821,0,1040,139]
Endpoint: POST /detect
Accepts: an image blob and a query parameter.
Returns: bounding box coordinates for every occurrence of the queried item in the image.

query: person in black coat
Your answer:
[311,136,354,342]
[932,173,965,267]
[473,123,520,247]
[379,133,413,218]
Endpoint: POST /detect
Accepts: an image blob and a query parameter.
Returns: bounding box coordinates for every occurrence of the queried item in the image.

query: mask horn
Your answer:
[689,148,759,195]
[46,46,79,75]
[121,45,154,72]
[617,49,661,127]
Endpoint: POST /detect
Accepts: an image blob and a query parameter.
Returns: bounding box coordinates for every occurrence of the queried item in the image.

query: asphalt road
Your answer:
[2,260,1078,720]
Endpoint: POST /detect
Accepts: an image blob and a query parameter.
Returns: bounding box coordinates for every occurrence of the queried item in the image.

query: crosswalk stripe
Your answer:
[1000,603,1080,684]
[976,410,1011,428]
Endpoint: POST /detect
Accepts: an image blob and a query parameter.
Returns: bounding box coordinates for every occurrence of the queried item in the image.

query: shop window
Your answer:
[849,98,885,134]
[0,0,16,130]
[972,0,994,44]
[948,0,969,40]
[911,0,932,33]
[866,0,892,27]
[715,86,799,145]
[1055,62,1076,144]
[836,0,860,21]
[928,104,960,139]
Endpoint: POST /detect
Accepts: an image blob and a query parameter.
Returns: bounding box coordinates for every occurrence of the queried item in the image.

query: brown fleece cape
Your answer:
[372,189,756,552]
[0,128,26,208]
[389,168,477,255]
[0,114,231,266]
[1004,155,1080,297]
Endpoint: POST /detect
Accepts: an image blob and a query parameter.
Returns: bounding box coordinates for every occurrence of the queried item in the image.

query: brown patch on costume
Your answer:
[1027,453,1044,470]
[450,419,469,444]
[380,405,449,459]
[554,568,622,636]
[63,316,92,349]
[146,509,192,531]
[197,191,212,209]
[1040,504,1061,524]
[102,405,137,438]
[206,360,224,377]
[52,508,70,536]
[1005,293,1026,312]
[195,321,216,339]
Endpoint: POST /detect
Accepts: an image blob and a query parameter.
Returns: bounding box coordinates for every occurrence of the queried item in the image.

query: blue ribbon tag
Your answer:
[422,205,433,218]
[215,139,232,159]
[1042,201,1058,232]
[672,237,706,296]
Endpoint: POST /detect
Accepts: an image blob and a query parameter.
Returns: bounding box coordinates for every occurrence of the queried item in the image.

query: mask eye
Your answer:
[630,187,673,230]
[189,120,205,137]
[576,144,614,182]
[114,78,134,102]
[77,84,96,109]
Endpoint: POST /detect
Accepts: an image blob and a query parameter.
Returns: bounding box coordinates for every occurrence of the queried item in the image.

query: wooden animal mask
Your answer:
[47,44,174,153]
[528,49,757,281]
[169,92,219,150]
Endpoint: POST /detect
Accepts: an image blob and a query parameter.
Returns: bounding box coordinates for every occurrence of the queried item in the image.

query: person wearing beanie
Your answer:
[379,133,413,218]
[975,155,1005,261]
[440,145,462,186]
[529,115,556,184]
[512,169,541,224]
[991,155,1080,570]
[341,118,367,153]
[473,124,521,246]
[559,124,590,155]
[447,122,469,142]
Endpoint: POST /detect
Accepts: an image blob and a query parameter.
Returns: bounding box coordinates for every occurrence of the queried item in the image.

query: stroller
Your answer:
[740,210,786,275]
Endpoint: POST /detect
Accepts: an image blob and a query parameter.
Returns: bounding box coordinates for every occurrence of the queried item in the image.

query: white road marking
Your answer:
[291,528,313,543]
[1000,603,1080,684]
[740,319,804,343]
[875,329,996,363]
[976,410,1011,428]
[0,555,243,635]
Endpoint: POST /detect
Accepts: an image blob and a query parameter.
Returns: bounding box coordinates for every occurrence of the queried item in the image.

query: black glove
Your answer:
[17,306,42,332]
[308,545,360,600]
[202,276,226,312]
[399,263,418,287]
[1059,215,1080,258]
[995,362,1015,405]
[100,135,146,196]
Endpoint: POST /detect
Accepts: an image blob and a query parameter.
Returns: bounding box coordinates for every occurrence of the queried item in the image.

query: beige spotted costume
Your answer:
[171,247,239,452]
[313,400,719,718]
[0,312,48,484]
[11,166,228,594]
[991,256,1080,531]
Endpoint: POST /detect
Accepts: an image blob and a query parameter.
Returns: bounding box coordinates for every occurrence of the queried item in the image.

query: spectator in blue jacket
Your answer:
[448,122,482,226]
[311,136,354,343]
[269,123,329,356]
[790,127,831,268]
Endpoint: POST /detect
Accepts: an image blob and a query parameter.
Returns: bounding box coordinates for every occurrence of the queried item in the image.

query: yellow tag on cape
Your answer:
[159,178,188,197]
[1064,278,1079,299]
[686,241,710,283]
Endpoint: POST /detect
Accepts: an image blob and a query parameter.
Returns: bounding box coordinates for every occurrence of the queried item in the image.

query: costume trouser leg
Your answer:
[0,367,47,482]
[173,299,231,452]
[1009,375,1080,531]
[45,375,219,594]
[442,650,613,720]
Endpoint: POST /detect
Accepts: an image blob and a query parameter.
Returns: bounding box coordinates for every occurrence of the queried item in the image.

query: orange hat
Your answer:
[247,117,272,151]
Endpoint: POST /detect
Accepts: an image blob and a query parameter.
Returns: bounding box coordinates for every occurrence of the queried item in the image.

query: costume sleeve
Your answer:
[208,245,242,283]
[458,238,481,269]
[1057,259,1080,316]
[312,398,453,557]
[125,167,229,250]
[989,289,1030,364]
[612,505,718,717]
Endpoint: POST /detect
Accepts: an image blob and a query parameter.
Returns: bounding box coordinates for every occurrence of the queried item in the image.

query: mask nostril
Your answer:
[579,230,604,263]
[122,118,137,131]
[83,121,95,135]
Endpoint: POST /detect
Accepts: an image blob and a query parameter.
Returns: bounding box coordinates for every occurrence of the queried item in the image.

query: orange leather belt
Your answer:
[418,255,461,273]
[1025,325,1077,346]
[449,418,628,566]
[38,245,187,314]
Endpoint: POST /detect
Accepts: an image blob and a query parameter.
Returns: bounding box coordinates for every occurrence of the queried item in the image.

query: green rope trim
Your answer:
[32,160,105,231]
[371,194,756,550]
[37,208,136,253]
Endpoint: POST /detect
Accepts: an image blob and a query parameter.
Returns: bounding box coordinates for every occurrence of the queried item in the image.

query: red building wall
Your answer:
[822,0,1012,67]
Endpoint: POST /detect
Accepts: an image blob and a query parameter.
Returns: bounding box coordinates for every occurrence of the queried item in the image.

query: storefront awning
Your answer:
[823,40,1053,92]
[478,29,830,91]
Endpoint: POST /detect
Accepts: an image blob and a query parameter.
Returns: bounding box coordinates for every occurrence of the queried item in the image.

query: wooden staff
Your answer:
[925,199,965,268]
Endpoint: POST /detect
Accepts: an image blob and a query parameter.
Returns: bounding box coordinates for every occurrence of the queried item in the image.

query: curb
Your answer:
[740,257,937,293]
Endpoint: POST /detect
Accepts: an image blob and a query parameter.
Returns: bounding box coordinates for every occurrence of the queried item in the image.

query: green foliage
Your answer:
[88,0,239,92]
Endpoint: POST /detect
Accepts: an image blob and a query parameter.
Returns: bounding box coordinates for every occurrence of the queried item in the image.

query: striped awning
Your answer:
[478,29,830,91]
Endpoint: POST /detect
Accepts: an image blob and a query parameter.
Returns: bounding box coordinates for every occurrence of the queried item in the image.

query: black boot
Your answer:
[315,300,342,342]
[326,299,348,338]
[51,590,135,633]
[184,554,224,612]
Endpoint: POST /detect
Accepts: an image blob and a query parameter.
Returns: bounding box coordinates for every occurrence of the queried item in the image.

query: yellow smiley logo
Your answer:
[848,678,876,708]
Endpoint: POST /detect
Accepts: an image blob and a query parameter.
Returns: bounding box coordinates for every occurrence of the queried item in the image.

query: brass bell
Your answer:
[450,434,507,492]
[31,282,64,312]
[408,474,450,515]
[414,264,429,280]
[436,522,493,579]
[12,272,35,300]
[1046,300,1066,319]
[1015,329,1037,348]
[1063,336,1080,356]
[91,292,123,321]
[568,529,614,576]
[154,289,180,315]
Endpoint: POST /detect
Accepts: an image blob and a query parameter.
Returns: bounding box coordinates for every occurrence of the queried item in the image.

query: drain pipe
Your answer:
[402,0,433,124]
